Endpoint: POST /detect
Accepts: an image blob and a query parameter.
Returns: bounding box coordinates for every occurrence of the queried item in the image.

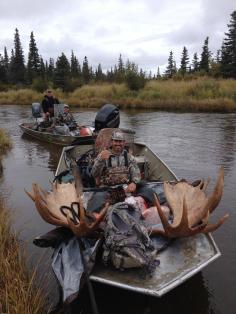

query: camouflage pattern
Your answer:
[62,112,75,124]
[103,202,157,270]
[91,149,141,186]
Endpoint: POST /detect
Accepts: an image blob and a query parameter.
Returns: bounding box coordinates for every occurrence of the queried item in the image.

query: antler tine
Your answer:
[78,196,85,220]
[202,213,229,233]
[39,187,49,198]
[204,167,224,214]
[201,178,210,191]
[25,188,36,202]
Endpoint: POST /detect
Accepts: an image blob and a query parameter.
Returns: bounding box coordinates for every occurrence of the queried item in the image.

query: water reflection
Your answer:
[21,133,61,172]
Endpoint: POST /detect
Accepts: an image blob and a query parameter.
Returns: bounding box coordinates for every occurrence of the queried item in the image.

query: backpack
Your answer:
[102,202,158,271]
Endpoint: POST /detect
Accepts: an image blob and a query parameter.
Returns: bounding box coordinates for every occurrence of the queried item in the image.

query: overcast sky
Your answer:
[0,0,235,74]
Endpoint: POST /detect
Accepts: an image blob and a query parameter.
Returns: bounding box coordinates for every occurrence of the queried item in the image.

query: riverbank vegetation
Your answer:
[0,197,48,313]
[0,77,236,112]
[0,133,48,313]
[0,128,12,155]
[0,11,235,110]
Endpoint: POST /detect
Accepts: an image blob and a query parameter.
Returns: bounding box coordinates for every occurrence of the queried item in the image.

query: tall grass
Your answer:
[0,197,49,314]
[0,78,236,111]
[0,128,12,155]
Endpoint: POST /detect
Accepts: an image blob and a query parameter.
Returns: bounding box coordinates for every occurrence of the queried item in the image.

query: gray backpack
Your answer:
[102,202,158,270]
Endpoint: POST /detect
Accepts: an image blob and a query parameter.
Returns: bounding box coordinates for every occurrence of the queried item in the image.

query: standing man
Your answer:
[91,130,141,193]
[41,89,59,117]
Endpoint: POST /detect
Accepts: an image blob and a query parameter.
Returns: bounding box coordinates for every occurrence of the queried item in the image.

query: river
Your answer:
[0,105,235,314]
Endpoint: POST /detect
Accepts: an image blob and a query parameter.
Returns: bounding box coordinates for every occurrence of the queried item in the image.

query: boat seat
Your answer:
[134,155,149,180]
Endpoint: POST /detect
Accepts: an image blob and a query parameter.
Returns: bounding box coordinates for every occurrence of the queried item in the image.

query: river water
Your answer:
[0,105,235,314]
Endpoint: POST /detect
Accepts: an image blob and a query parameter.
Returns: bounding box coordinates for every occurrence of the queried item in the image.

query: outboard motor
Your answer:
[32,103,42,118]
[95,104,120,131]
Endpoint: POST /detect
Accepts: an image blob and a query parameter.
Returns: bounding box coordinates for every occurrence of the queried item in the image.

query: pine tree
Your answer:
[0,54,8,83]
[165,51,176,78]
[47,58,54,81]
[180,46,189,75]
[27,31,41,83]
[191,53,199,72]
[107,67,115,82]
[54,53,70,91]
[199,37,211,73]
[95,63,104,81]
[220,11,236,78]
[156,67,161,79]
[39,57,46,78]
[116,54,125,82]
[82,56,90,84]
[3,47,9,83]
[70,50,79,77]
[10,28,26,84]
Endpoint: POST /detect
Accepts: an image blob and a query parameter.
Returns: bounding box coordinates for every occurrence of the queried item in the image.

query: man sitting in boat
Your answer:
[59,104,77,130]
[41,89,59,117]
[91,130,141,194]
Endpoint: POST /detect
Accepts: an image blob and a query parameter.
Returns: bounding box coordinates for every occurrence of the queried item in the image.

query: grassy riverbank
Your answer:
[0,197,49,313]
[0,131,49,313]
[0,128,12,155]
[0,77,236,112]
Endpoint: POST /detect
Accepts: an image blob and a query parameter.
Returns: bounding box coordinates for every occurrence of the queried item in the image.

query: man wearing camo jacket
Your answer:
[92,130,141,193]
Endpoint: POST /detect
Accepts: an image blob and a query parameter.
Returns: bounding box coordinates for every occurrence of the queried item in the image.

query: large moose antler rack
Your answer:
[150,167,229,238]
[25,182,108,237]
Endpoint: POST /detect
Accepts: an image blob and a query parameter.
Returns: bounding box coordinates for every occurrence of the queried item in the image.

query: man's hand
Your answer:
[100,150,111,160]
[125,182,137,193]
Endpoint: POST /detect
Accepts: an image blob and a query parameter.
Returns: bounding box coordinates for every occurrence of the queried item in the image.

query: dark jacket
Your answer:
[41,95,59,116]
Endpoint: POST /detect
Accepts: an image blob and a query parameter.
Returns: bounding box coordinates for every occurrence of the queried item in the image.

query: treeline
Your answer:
[0,10,235,93]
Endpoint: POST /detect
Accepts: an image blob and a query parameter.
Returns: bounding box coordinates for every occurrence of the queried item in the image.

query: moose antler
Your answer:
[25,182,108,237]
[150,167,229,238]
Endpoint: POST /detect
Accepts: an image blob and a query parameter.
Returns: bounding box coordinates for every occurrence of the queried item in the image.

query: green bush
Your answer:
[125,71,146,91]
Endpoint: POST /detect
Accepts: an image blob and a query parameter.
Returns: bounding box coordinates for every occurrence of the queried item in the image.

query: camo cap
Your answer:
[111,130,125,141]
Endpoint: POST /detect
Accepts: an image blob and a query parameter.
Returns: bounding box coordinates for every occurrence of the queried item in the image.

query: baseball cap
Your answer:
[111,130,125,141]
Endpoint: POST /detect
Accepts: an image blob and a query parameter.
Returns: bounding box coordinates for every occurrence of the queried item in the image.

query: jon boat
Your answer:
[20,103,120,146]
[19,122,95,146]
[31,128,226,298]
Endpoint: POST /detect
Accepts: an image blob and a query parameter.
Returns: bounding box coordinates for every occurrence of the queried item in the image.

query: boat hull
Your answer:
[52,135,221,297]
[20,123,95,146]
[91,233,220,297]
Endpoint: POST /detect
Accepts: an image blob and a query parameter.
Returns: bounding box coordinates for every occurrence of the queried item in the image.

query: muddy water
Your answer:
[0,105,236,314]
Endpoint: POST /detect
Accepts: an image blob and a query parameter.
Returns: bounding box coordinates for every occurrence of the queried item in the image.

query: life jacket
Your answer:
[101,150,130,186]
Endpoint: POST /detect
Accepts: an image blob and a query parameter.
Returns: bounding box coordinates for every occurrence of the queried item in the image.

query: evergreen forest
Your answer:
[0,10,236,93]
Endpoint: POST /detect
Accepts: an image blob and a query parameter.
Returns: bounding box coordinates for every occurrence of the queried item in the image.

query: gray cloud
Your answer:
[0,0,235,73]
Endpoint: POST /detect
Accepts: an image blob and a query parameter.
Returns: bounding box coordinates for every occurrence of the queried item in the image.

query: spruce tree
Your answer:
[54,53,70,91]
[156,67,161,79]
[116,54,125,82]
[3,47,9,83]
[10,28,26,84]
[199,37,211,73]
[180,46,189,75]
[220,11,236,78]
[191,53,199,72]
[82,56,90,84]
[0,54,8,83]
[95,63,104,81]
[165,51,176,78]
[27,31,41,83]
[70,50,79,77]
[47,58,55,81]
